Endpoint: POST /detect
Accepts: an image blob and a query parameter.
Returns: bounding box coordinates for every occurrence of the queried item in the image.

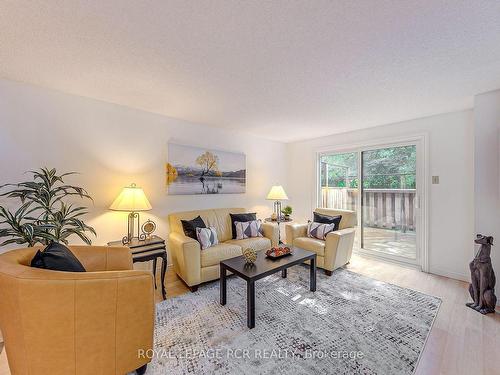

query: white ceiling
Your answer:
[1,1,500,142]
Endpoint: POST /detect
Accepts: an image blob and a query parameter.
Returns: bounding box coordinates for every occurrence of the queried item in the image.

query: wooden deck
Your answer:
[354,226,417,259]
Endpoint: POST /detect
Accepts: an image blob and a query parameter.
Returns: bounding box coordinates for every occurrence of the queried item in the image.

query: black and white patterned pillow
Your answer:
[307,222,336,240]
[196,227,219,250]
[235,220,263,240]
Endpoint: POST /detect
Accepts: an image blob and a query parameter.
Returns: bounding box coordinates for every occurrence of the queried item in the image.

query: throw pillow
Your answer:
[313,212,342,231]
[235,220,263,239]
[196,227,219,250]
[307,222,336,240]
[30,242,86,272]
[229,212,256,239]
[181,215,207,240]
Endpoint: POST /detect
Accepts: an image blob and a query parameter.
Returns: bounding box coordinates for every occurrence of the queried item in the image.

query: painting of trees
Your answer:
[196,151,220,177]
[165,163,178,185]
[167,143,246,195]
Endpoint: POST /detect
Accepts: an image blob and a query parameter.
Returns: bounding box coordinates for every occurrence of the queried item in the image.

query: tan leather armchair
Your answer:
[0,245,154,375]
[168,208,279,291]
[286,208,356,275]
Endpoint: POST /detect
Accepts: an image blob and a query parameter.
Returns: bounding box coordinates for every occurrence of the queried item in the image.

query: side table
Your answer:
[264,217,293,244]
[108,235,167,300]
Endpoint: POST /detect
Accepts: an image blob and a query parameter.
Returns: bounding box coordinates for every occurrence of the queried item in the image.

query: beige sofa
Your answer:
[168,208,279,291]
[285,208,356,275]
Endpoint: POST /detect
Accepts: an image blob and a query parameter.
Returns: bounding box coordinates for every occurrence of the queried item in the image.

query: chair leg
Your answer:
[325,270,333,276]
[135,363,148,375]
[189,285,199,292]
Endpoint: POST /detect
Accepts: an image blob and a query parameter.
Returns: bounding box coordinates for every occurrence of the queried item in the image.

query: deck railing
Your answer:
[321,187,416,232]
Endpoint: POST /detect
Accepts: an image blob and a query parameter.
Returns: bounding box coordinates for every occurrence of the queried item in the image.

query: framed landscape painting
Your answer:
[166,143,246,195]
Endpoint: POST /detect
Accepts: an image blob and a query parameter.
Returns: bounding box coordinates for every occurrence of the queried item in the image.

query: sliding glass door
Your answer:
[319,141,421,266]
[361,145,417,260]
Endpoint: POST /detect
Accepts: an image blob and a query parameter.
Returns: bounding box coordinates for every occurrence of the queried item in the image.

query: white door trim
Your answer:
[313,133,429,272]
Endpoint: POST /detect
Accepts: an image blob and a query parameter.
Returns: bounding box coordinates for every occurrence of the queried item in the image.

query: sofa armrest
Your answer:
[261,222,279,247]
[325,227,356,244]
[168,232,202,286]
[324,227,356,270]
[285,223,308,245]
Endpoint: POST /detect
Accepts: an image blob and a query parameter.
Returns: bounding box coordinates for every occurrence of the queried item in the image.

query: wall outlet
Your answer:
[432,176,440,184]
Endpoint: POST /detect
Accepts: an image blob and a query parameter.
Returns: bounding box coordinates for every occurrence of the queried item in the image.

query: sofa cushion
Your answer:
[181,215,207,240]
[169,208,247,243]
[30,242,86,272]
[235,219,263,239]
[314,208,356,230]
[308,222,336,240]
[226,237,271,252]
[200,243,243,267]
[293,237,325,256]
[196,227,219,250]
[230,212,256,239]
[313,212,342,231]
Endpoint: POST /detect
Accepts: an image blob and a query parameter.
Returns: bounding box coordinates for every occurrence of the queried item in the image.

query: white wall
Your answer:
[286,110,475,281]
[474,89,500,278]
[0,79,286,251]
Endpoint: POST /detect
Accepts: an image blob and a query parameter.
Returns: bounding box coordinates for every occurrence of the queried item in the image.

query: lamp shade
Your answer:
[266,185,288,200]
[109,183,152,212]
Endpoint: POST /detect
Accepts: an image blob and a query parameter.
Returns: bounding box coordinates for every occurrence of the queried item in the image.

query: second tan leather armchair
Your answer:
[286,208,356,275]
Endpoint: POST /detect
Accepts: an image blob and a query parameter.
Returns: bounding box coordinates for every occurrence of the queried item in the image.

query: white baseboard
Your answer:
[428,266,469,283]
[354,249,470,283]
[428,267,500,308]
[353,249,421,271]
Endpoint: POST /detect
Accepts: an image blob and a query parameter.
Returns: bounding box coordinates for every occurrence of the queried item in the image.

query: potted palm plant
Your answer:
[0,168,96,247]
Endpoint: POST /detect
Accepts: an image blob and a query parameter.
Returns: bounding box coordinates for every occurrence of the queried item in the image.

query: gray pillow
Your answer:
[229,212,256,239]
[196,227,219,250]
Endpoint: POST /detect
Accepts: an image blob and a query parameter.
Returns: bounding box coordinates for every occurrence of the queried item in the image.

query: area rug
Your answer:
[148,267,440,375]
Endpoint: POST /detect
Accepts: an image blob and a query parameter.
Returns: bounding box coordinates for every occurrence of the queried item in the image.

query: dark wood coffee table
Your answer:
[219,247,317,329]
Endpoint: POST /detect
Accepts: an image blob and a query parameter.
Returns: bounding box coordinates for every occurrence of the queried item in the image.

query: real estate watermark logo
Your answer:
[138,348,364,361]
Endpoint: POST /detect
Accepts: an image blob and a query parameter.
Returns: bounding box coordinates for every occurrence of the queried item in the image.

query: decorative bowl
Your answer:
[265,246,292,259]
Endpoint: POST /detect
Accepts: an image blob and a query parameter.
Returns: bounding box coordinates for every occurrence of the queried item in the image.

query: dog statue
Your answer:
[466,234,497,314]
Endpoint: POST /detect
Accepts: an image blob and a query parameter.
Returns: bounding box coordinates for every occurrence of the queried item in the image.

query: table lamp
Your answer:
[110,183,152,244]
[266,185,288,221]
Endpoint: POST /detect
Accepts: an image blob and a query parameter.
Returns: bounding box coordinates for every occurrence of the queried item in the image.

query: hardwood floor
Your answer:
[1,255,499,375]
[346,255,500,375]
